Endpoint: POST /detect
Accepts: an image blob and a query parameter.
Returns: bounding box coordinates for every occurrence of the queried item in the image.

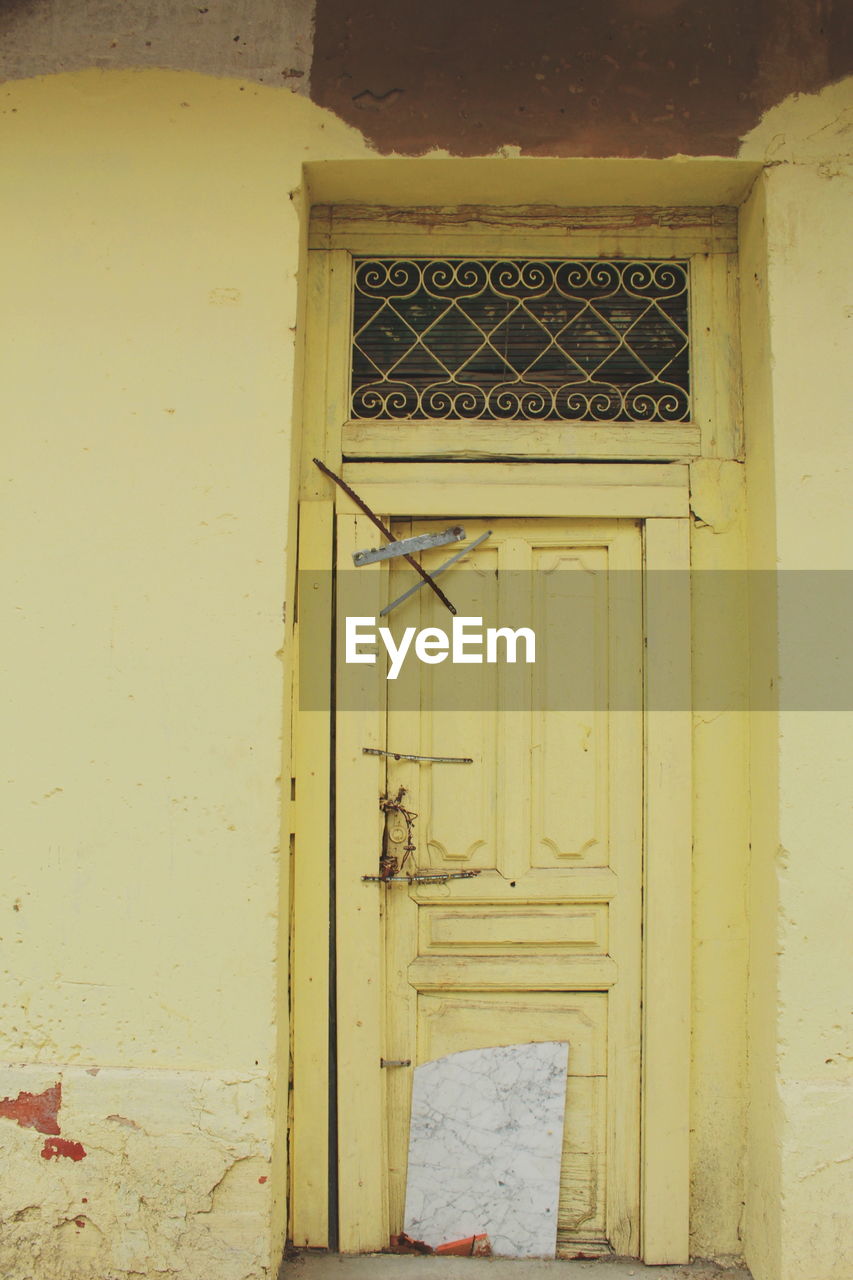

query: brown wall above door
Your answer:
[0,0,849,158]
[311,0,852,157]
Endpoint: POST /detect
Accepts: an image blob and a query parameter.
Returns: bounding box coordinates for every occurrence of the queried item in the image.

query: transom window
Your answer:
[351,258,690,423]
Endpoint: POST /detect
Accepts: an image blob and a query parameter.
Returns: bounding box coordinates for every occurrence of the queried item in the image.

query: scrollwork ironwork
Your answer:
[351,257,690,423]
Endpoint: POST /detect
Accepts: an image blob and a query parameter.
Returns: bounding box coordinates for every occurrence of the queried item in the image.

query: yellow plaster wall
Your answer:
[0,69,369,1280]
[739,81,853,1280]
[1,64,847,1280]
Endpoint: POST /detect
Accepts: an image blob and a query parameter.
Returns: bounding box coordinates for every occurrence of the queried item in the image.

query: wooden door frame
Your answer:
[290,463,692,1263]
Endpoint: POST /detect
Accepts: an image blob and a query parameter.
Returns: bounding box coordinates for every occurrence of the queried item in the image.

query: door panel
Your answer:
[335,513,643,1257]
[411,993,609,1242]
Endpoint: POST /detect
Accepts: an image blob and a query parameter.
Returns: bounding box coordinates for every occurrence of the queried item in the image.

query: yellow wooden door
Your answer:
[335,511,643,1258]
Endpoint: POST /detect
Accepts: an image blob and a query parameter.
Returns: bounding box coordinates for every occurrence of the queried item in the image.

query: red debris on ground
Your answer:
[40,1137,86,1162]
[389,1232,492,1256]
[0,1083,62,1135]
[388,1232,433,1254]
[435,1234,492,1256]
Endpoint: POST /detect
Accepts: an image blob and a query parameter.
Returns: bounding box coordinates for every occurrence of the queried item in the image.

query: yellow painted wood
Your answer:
[410,865,620,903]
[299,250,351,497]
[310,205,739,256]
[558,1076,608,1237]
[689,252,744,461]
[299,253,332,499]
[603,521,644,1257]
[418,991,609,1076]
[414,990,610,1253]
[291,476,693,1260]
[338,462,690,518]
[418,904,607,952]
[377,515,644,1255]
[407,955,618,990]
[294,281,695,1256]
[290,501,334,1246]
[305,158,758,213]
[334,513,390,1253]
[309,213,740,469]
[642,517,692,1264]
[343,420,701,462]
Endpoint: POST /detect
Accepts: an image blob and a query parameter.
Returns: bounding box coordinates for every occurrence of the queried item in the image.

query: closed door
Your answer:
[334,513,643,1257]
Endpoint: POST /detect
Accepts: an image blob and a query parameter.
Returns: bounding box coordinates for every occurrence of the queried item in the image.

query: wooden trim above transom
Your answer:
[309,204,739,255]
[335,461,690,519]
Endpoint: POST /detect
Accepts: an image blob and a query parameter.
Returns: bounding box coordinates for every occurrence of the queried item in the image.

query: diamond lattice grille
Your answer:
[351,259,690,422]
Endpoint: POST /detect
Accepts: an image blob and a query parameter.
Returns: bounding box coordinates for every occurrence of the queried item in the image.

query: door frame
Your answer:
[290,462,692,1263]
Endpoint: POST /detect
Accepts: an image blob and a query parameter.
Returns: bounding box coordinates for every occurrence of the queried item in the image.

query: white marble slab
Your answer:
[403,1041,569,1258]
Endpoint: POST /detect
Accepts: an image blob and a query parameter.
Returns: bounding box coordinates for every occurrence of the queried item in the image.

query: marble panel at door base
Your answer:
[403,1041,569,1259]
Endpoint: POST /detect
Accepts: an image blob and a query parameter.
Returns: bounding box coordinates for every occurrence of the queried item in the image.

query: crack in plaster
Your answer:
[0,1066,273,1280]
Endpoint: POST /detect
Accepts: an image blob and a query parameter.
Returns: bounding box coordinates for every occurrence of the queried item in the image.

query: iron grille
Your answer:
[351,258,690,422]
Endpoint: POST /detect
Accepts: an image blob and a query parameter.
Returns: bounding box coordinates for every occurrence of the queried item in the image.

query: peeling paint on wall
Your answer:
[0,1067,273,1280]
[41,1137,87,1162]
[0,1083,62,1135]
[0,0,849,159]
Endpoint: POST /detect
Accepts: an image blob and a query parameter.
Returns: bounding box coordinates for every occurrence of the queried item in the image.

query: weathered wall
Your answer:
[310,0,853,157]
[0,0,316,89]
[0,15,850,1277]
[0,69,368,1280]
[1,0,851,159]
[739,80,853,1280]
[0,70,756,1268]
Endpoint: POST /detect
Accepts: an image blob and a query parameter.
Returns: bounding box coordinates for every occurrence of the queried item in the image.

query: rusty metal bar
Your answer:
[379,529,492,617]
[361,870,482,884]
[363,748,473,764]
[313,457,457,615]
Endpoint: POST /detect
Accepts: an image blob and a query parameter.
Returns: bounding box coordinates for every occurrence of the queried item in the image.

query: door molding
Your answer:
[337,461,690,519]
[290,467,692,1262]
[642,515,692,1263]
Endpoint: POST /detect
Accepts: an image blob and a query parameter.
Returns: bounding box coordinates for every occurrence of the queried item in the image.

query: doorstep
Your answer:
[282,1253,753,1280]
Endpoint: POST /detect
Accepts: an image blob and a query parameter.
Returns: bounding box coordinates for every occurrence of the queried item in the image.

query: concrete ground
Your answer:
[283,1254,753,1280]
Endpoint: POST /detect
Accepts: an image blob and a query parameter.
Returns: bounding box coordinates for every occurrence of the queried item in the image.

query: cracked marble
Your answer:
[403,1042,569,1259]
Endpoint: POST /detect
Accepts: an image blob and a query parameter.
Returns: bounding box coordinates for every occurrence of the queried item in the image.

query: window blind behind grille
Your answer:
[351,258,690,423]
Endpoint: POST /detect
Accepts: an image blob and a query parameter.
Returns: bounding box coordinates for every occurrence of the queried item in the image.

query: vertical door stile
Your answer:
[604,521,644,1256]
[497,536,534,885]
[641,516,692,1263]
[335,512,390,1253]
[384,521,420,1236]
[291,499,334,1247]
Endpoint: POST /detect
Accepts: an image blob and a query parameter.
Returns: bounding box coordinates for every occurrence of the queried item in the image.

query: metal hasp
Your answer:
[379,529,492,617]
[361,870,482,885]
[380,1059,412,1068]
[313,457,456,615]
[353,526,465,567]
[363,748,473,765]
